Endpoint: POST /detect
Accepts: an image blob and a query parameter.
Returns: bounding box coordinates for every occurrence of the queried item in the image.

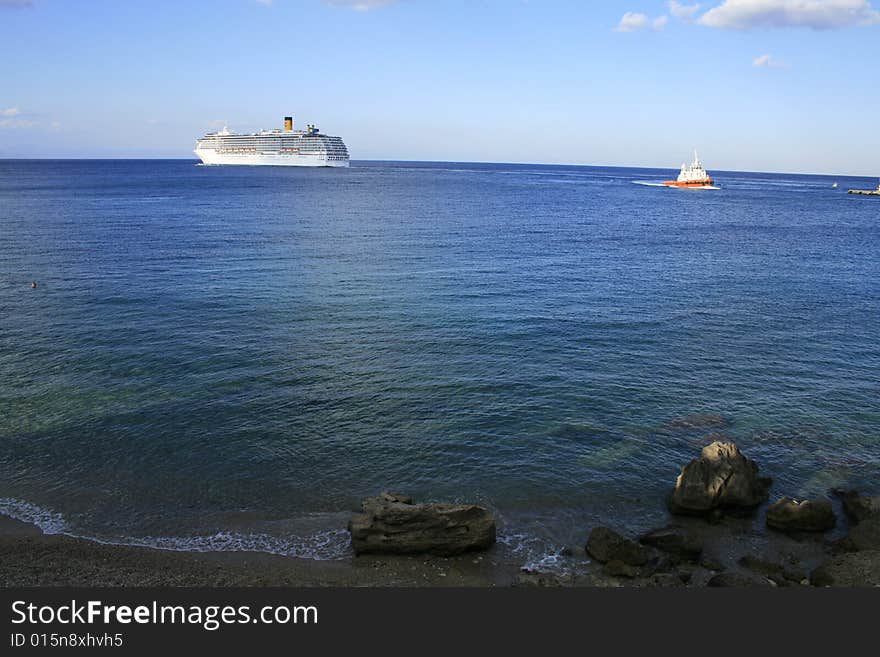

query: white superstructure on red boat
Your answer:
[664,151,713,188]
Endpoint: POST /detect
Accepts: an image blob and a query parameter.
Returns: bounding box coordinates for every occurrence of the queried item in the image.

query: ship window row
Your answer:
[200,138,344,147]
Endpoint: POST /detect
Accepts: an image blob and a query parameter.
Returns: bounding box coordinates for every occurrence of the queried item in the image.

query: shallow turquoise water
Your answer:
[0,160,878,561]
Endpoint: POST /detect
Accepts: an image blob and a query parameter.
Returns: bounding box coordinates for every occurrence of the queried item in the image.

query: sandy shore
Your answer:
[0,514,514,587]
[1,510,849,588]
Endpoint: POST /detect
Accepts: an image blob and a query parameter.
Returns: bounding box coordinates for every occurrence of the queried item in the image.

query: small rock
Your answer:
[639,526,703,562]
[650,573,684,587]
[766,497,836,533]
[643,556,676,576]
[514,570,568,587]
[586,527,649,566]
[707,572,774,587]
[668,441,771,516]
[739,555,782,577]
[699,556,725,572]
[738,555,800,586]
[603,560,640,578]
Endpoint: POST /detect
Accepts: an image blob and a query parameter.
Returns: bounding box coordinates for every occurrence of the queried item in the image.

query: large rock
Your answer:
[586,527,649,566]
[348,492,496,556]
[766,497,836,533]
[668,441,771,516]
[811,551,880,587]
[639,526,703,562]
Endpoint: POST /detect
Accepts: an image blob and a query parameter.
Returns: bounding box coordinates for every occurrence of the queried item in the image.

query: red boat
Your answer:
[664,151,714,188]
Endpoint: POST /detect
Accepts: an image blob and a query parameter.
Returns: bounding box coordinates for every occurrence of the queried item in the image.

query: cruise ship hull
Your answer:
[195,149,350,167]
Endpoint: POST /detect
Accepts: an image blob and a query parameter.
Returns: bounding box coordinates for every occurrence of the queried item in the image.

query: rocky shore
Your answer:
[2,440,878,588]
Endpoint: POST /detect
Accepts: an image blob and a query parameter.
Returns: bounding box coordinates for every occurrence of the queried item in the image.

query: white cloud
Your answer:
[0,117,37,129]
[0,107,60,130]
[324,0,398,10]
[752,53,788,66]
[699,0,880,30]
[616,12,650,31]
[669,1,702,19]
[616,11,669,31]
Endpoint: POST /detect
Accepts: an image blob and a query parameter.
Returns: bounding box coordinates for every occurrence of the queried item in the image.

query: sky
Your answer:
[1,0,879,174]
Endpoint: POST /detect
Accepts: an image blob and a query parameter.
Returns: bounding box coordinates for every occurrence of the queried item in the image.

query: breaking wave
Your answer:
[0,497,351,561]
[497,532,571,574]
[0,498,69,535]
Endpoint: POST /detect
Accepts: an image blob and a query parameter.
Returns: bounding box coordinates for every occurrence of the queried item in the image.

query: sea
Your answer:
[1,159,878,570]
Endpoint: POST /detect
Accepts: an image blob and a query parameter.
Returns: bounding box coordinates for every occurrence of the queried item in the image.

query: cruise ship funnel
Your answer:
[283,116,293,132]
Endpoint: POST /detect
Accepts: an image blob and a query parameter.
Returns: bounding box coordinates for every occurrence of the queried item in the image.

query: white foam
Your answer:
[119,529,352,561]
[497,532,569,574]
[0,498,68,535]
[0,497,351,561]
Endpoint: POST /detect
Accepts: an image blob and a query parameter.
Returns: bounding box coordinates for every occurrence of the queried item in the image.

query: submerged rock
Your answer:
[348,492,496,556]
[586,527,649,566]
[668,441,771,516]
[766,497,836,533]
[639,526,703,562]
[664,414,729,431]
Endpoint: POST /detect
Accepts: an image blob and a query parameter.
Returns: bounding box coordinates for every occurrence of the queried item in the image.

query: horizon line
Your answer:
[0,157,877,179]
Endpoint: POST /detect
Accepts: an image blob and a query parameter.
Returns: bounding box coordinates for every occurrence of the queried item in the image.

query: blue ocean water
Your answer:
[1,160,878,563]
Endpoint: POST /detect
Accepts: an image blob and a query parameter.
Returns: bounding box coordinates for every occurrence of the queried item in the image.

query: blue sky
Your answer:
[1,0,879,174]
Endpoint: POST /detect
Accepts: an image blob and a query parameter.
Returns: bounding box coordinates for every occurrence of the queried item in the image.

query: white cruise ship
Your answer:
[194,116,349,167]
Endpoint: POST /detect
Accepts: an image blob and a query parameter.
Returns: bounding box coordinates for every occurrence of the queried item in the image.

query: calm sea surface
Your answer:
[1,160,878,564]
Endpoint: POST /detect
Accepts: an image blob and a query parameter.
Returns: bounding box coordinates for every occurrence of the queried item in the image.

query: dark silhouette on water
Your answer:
[30,281,37,289]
